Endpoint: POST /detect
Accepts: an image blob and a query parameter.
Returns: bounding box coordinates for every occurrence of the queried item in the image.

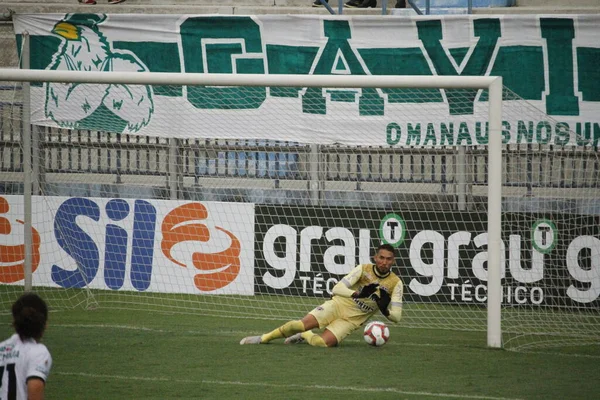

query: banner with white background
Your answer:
[12,13,600,146]
[0,195,255,295]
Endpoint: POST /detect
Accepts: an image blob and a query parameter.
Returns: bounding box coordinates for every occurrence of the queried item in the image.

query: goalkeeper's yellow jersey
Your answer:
[332,264,404,323]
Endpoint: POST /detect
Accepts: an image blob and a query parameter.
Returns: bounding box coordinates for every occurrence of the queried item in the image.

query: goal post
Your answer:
[487,77,503,349]
[2,68,598,352]
[1,68,505,346]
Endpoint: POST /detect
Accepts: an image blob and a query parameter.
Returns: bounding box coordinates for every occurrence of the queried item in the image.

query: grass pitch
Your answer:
[0,303,597,400]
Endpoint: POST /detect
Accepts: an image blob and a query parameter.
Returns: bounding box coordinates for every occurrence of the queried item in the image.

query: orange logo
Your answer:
[161,203,241,292]
[0,197,41,282]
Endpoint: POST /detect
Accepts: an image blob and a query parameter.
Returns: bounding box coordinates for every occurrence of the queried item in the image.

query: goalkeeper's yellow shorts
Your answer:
[308,297,372,343]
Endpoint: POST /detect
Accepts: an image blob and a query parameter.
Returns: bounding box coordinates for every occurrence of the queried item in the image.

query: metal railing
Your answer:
[1,102,598,205]
[315,0,478,15]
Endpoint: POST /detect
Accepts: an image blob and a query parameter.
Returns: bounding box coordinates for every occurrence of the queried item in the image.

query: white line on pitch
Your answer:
[56,371,523,400]
[53,323,167,332]
[517,350,600,359]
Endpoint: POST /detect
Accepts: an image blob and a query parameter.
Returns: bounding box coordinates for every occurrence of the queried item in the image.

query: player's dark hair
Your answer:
[377,243,396,254]
[12,293,48,341]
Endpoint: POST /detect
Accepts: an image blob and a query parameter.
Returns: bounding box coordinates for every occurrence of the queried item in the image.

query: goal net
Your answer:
[0,69,598,351]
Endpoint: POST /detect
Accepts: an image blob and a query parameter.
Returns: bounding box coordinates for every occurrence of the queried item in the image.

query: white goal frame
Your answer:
[0,68,504,348]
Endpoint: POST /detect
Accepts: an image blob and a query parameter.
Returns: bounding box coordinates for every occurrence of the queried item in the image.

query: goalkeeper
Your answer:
[240,243,403,347]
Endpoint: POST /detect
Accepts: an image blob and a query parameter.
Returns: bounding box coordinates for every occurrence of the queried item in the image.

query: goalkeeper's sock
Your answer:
[301,331,328,347]
[261,320,304,343]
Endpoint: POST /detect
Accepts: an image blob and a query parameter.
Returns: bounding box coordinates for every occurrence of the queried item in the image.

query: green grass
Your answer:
[0,305,598,400]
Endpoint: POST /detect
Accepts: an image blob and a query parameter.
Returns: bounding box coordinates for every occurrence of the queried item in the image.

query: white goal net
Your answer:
[0,69,598,351]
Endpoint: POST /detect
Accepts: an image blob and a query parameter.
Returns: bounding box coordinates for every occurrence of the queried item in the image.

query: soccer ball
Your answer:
[363,321,390,347]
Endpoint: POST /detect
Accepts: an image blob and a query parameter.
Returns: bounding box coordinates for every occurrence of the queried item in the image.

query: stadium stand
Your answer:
[0,0,598,18]
[0,0,597,101]
[1,0,598,70]
[473,0,600,14]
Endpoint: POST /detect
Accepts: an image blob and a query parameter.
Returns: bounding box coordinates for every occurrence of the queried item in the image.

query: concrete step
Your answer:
[1,0,595,9]
[0,0,410,17]
[0,4,394,16]
[0,22,17,68]
[0,0,396,5]
[5,0,592,7]
[516,0,600,6]
[473,5,600,13]
[3,0,273,4]
[0,0,402,7]
[0,0,597,19]
[0,0,514,15]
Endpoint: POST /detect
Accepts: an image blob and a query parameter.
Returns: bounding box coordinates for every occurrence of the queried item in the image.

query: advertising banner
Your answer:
[12,13,600,147]
[255,205,600,307]
[0,195,255,295]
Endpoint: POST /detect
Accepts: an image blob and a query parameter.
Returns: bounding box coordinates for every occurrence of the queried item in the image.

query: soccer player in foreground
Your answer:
[0,293,52,400]
[240,243,403,347]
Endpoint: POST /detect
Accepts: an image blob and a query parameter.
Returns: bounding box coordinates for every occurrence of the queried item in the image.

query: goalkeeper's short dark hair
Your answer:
[377,243,396,254]
[12,292,48,341]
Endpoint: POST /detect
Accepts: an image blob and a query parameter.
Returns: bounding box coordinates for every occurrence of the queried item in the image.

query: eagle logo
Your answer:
[45,13,154,133]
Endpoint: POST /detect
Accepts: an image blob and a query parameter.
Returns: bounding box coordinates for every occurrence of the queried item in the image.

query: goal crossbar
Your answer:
[0,69,500,89]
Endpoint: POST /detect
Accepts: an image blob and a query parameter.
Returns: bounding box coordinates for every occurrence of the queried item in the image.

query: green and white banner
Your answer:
[13,13,600,147]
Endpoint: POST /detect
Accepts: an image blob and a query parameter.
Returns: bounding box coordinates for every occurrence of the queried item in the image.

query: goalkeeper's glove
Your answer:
[375,289,391,317]
[352,283,379,299]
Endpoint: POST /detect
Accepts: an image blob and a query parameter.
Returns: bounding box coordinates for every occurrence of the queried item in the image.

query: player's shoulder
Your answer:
[0,334,19,349]
[29,340,50,354]
[18,337,50,357]
[362,263,387,279]
[387,271,402,286]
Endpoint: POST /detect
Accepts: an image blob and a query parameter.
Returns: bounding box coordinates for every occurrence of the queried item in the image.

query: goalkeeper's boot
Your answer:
[284,333,305,345]
[240,336,262,345]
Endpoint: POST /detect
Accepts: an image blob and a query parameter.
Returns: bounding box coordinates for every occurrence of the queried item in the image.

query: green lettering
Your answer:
[303,20,383,116]
[536,121,552,144]
[267,44,320,98]
[407,123,421,145]
[423,123,437,146]
[359,48,443,104]
[554,122,570,146]
[180,16,266,109]
[417,18,501,115]
[359,48,432,76]
[517,120,534,143]
[440,122,454,146]
[475,121,488,145]
[386,123,402,145]
[440,123,454,145]
[457,122,472,145]
[487,46,544,101]
[502,121,511,144]
[540,18,579,116]
[576,122,591,146]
